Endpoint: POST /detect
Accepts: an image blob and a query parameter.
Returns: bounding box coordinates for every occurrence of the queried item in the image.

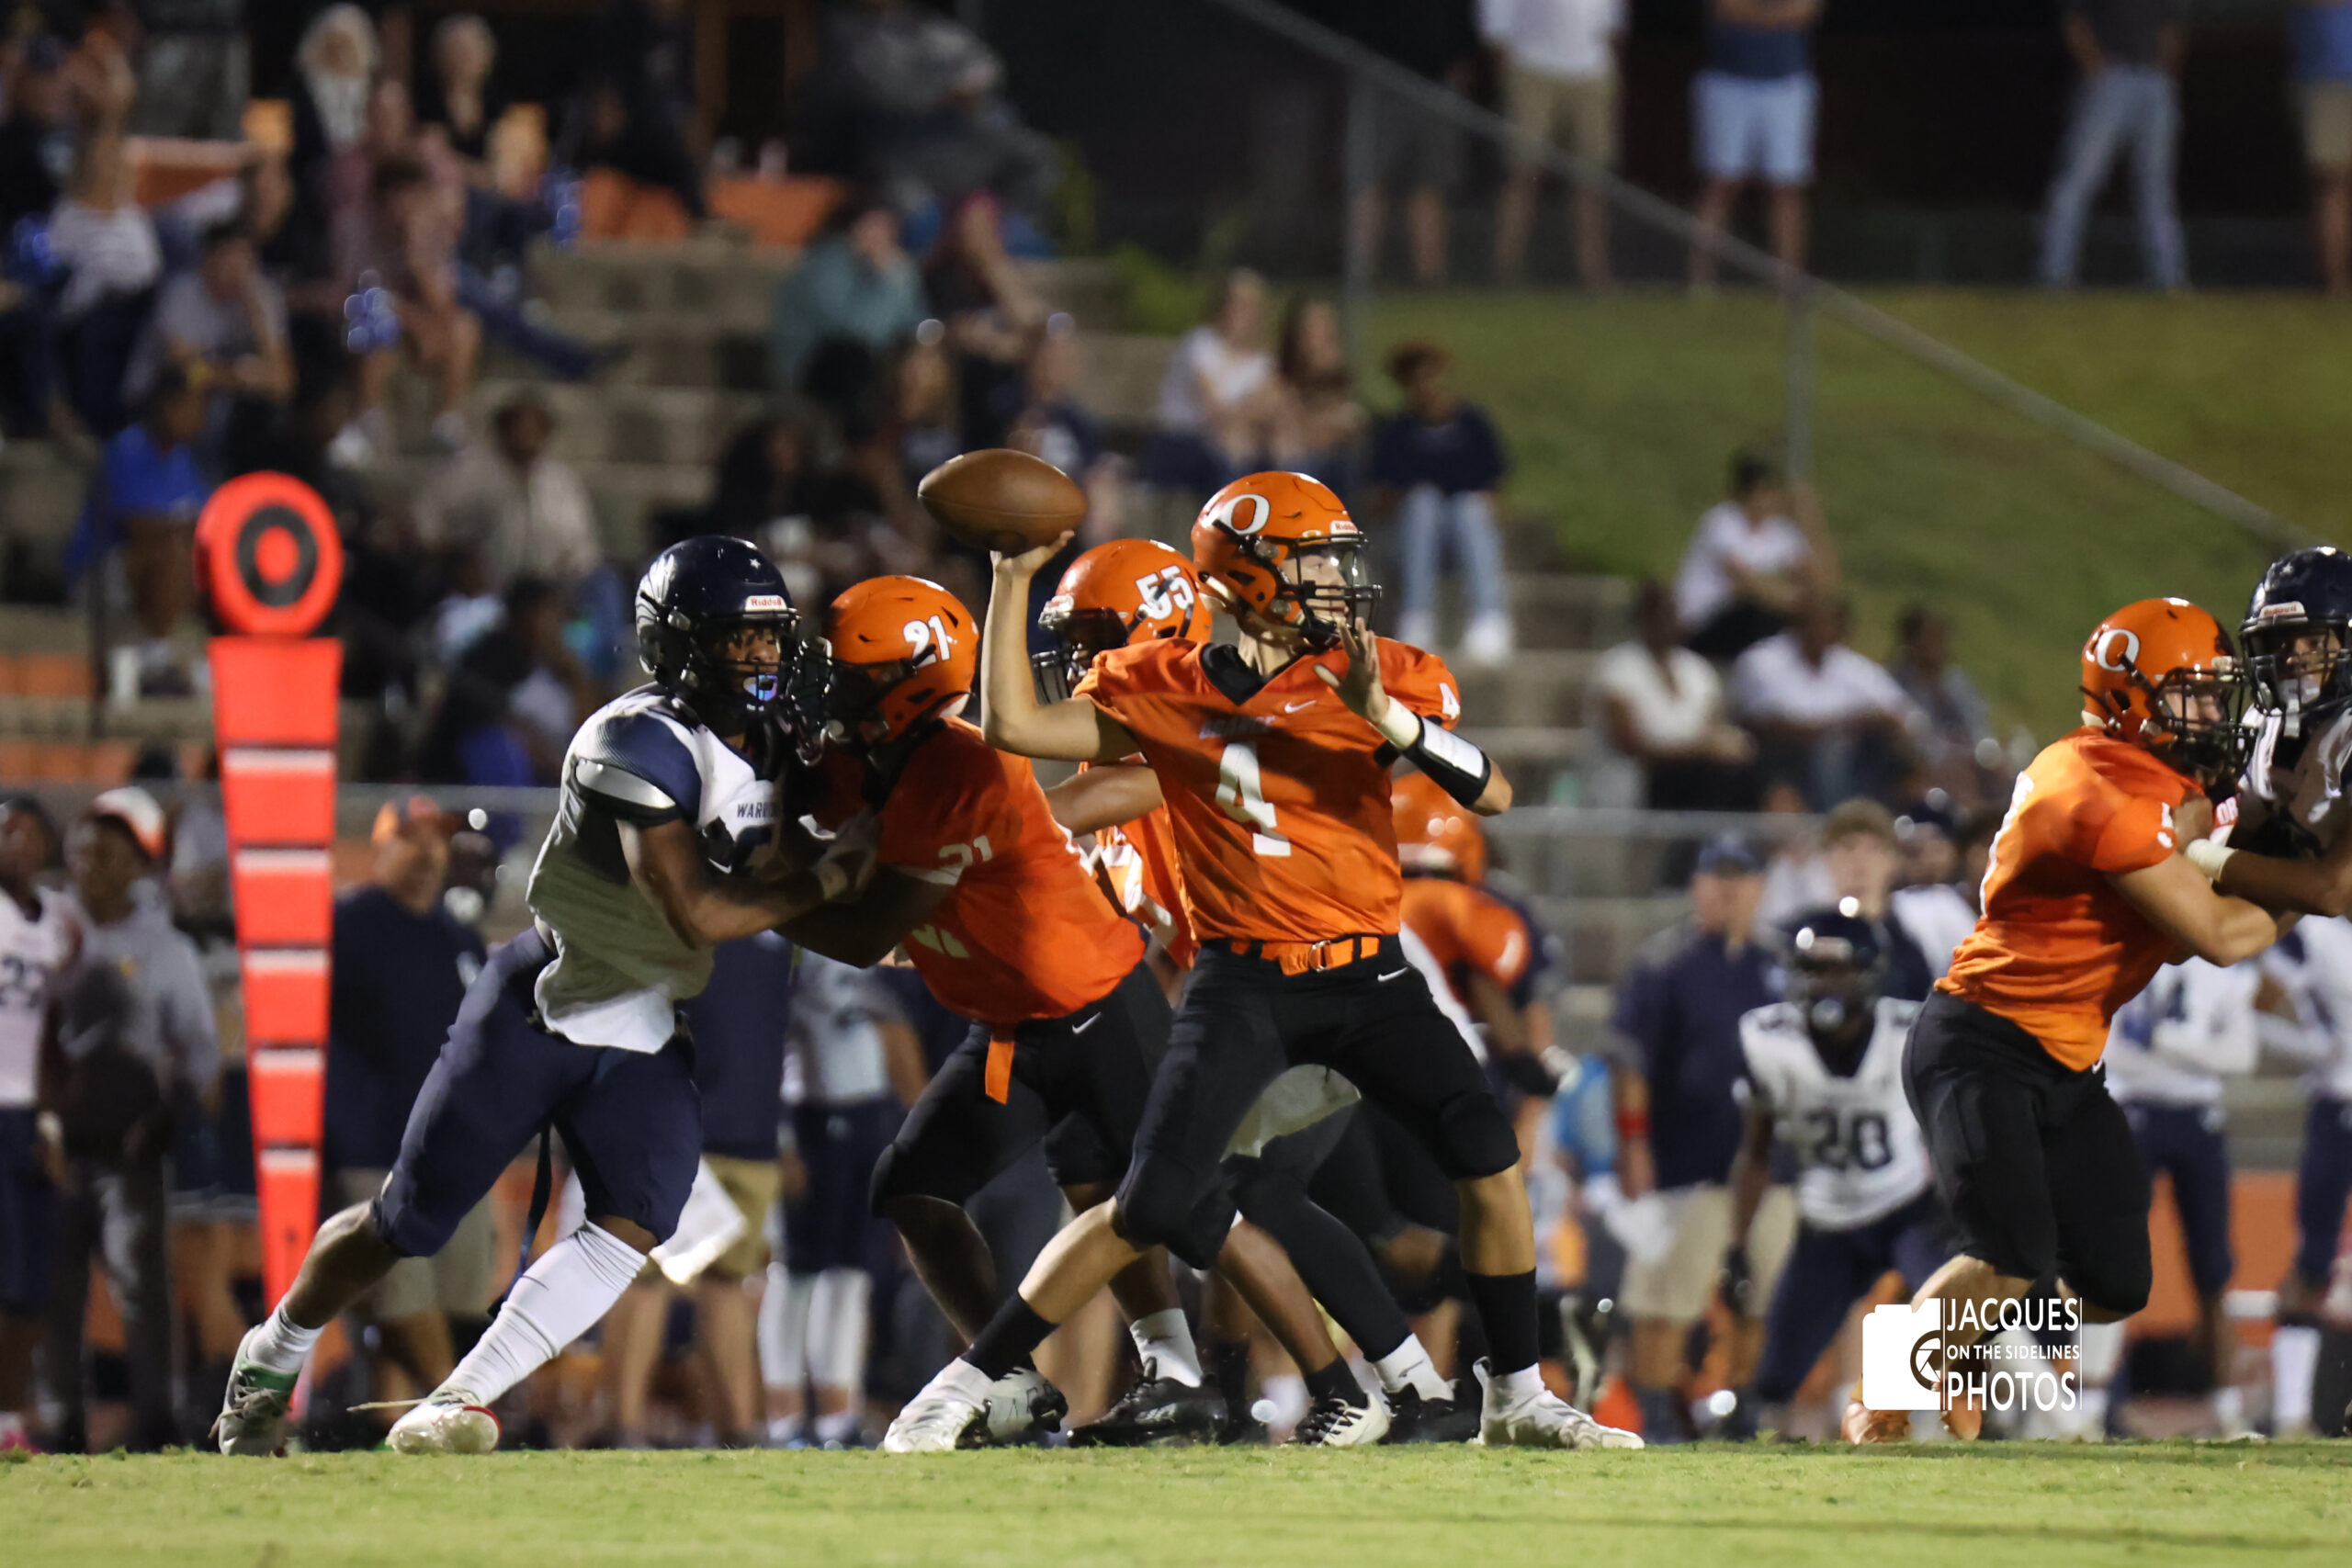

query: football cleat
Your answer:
[1381,1386,1480,1445]
[1287,1394,1391,1448]
[882,1382,989,1454]
[209,1327,300,1457]
[1841,1381,1911,1444]
[1069,1374,1224,1448]
[978,1367,1068,1446]
[388,1390,501,1455]
[1475,1360,1644,1450]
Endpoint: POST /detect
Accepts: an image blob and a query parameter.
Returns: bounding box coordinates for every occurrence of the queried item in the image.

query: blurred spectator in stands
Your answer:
[0,796,64,1455]
[51,38,158,436]
[0,34,73,231]
[804,0,1057,232]
[419,575,601,785]
[1146,266,1274,495]
[288,6,378,273]
[1347,0,1477,288]
[924,192,1045,433]
[1888,602,2000,811]
[763,952,923,1449]
[415,14,503,186]
[129,0,244,141]
[2297,0,2352,295]
[1000,315,1123,543]
[1672,448,1829,660]
[413,392,599,598]
[50,788,217,1451]
[1373,339,1511,665]
[2039,0,2188,290]
[322,796,494,1427]
[68,364,208,700]
[1755,797,1940,995]
[1589,579,1758,810]
[1608,832,1789,1443]
[339,152,477,456]
[1688,0,1821,288]
[121,222,291,459]
[1486,0,1624,288]
[605,932,796,1450]
[768,194,927,410]
[1731,595,1923,811]
[891,327,962,489]
[1267,297,1364,502]
[1889,795,1978,969]
[571,0,706,224]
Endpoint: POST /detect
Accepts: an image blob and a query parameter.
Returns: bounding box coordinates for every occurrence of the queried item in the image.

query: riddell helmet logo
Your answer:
[2091,627,2141,671]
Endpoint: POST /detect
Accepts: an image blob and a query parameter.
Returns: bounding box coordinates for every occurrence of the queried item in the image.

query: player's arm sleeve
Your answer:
[1381,646,1495,807]
[572,712,702,826]
[1071,646,1147,739]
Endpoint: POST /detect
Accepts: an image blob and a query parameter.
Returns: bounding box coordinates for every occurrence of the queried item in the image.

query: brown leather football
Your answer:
[916,448,1088,555]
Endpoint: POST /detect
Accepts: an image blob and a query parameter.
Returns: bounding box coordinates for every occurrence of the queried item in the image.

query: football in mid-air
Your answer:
[917,448,1087,555]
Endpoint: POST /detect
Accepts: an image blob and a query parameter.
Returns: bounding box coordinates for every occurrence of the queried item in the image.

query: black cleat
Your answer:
[1069,1375,1226,1448]
[1381,1386,1482,1445]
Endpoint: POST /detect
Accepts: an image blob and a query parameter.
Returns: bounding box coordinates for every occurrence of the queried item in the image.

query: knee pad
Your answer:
[2075,1255,2153,1321]
[1437,1094,1521,1181]
[368,1189,452,1262]
[1114,1157,1225,1268]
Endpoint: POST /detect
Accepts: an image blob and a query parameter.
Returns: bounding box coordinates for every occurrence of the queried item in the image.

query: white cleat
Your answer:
[1286,1393,1391,1447]
[979,1367,1068,1445]
[882,1390,985,1453]
[1475,1359,1644,1450]
[388,1390,501,1455]
[209,1325,300,1457]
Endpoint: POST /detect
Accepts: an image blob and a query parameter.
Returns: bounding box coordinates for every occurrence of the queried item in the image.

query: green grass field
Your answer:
[1364,289,2352,740]
[12,1443,2352,1568]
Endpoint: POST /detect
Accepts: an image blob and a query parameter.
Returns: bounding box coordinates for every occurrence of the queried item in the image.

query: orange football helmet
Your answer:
[1189,470,1377,649]
[825,576,978,745]
[1392,771,1487,884]
[1034,538,1211,700]
[2079,596,2249,787]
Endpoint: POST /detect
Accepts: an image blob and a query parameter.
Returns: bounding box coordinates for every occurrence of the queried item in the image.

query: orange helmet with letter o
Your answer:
[2079,596,2249,787]
[825,576,977,746]
[1392,771,1487,884]
[1035,538,1210,700]
[1190,470,1377,649]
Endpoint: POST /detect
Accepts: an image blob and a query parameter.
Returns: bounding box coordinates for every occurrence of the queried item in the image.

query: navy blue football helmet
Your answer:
[1781,902,1889,1047]
[2242,546,2352,732]
[635,536,821,744]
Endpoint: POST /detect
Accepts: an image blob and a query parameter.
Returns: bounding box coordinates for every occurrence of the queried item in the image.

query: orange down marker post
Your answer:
[195,473,345,1307]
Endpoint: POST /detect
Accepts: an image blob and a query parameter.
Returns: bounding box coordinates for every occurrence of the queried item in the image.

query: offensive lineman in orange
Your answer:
[883,470,1640,1451]
[1392,773,1554,1066]
[1890,598,2285,1438]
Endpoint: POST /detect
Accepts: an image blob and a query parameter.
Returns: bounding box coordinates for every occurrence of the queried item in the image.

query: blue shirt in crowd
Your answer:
[1610,923,1779,1190]
[324,886,486,1172]
[65,422,209,581]
[1706,9,1813,79]
[682,931,798,1162]
[1371,401,1507,498]
[2294,1,2352,82]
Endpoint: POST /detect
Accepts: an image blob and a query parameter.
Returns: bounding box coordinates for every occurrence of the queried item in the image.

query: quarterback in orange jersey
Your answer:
[1889,597,2287,1438]
[881,470,1640,1453]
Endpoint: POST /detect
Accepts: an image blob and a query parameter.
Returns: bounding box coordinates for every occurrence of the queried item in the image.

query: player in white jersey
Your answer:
[2072,959,2263,1435]
[1719,906,1952,1438]
[216,538,874,1459]
[0,796,71,1450]
[2246,919,2352,1435]
[762,953,917,1449]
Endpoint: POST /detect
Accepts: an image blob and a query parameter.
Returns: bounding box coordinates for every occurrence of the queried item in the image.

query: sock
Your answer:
[2076,1320,2127,1386]
[1128,1309,1204,1388]
[247,1301,326,1376]
[1261,1371,1306,1429]
[1207,1337,1253,1417]
[444,1223,643,1404]
[813,1407,860,1443]
[1462,1269,1541,1380]
[808,1268,872,1394]
[2076,1386,2110,1428]
[1373,1336,1451,1402]
[966,1297,1056,1382]
[0,1412,21,1442]
[767,1412,806,1446]
[1483,1362,1547,1406]
[1302,1358,1364,1408]
[1634,1385,1685,1443]
[2211,1384,2245,1430]
[2273,1324,2322,1429]
[759,1267,815,1392]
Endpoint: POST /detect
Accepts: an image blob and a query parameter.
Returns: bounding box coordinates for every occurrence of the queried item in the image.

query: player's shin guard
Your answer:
[2274,1319,2322,1432]
[444,1223,644,1404]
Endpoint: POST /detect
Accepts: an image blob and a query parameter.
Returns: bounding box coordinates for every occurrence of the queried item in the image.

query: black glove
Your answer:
[1719,1244,1755,1318]
[776,636,834,770]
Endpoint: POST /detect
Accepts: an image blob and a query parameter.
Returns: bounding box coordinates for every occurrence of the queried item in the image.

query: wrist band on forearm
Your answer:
[2184,839,2234,883]
[1388,707,1494,808]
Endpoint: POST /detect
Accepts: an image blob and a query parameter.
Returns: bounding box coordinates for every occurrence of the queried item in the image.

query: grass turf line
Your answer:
[11,1443,2352,1568]
[1365,290,2352,742]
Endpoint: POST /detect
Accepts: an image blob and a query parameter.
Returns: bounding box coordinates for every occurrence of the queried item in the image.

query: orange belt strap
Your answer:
[1227,935,1377,976]
[984,1028,1016,1104]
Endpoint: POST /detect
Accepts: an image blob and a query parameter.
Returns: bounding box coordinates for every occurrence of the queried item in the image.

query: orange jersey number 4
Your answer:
[1215,741,1291,857]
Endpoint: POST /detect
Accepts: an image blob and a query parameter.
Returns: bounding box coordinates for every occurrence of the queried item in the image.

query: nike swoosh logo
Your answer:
[1283,700,1317,713]
[1377,967,1408,981]
[1071,1015,1101,1034]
